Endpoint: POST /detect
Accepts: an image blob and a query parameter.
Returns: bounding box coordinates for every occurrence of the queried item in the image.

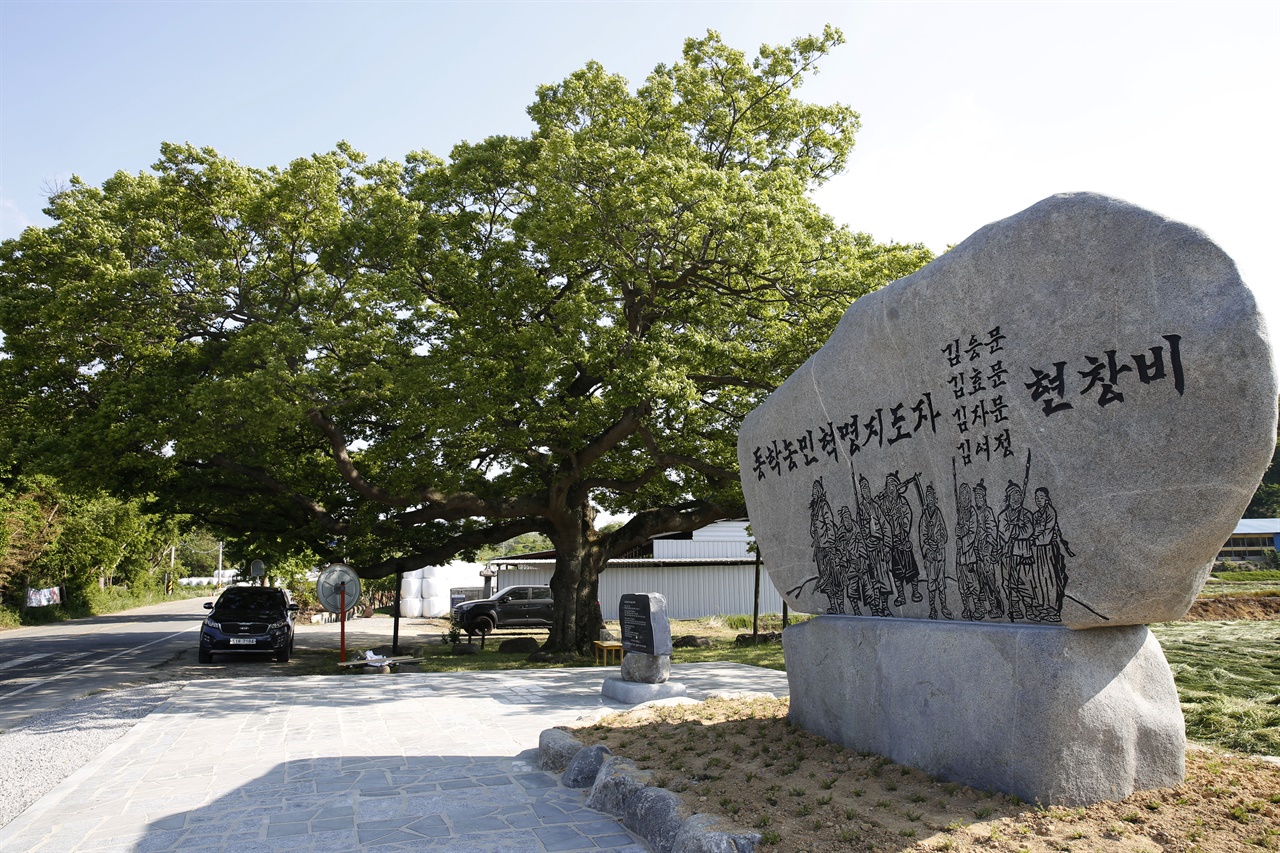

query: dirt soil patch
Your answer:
[1185,596,1280,621]
[569,696,1280,852]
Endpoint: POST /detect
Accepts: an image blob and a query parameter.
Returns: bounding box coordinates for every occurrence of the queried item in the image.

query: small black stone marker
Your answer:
[619,593,656,655]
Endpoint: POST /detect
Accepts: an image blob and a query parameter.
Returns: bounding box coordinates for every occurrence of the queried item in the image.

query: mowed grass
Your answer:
[1201,575,1280,596]
[1211,570,1280,583]
[1150,619,1280,755]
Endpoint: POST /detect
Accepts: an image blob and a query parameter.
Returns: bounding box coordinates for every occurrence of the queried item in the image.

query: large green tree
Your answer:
[0,476,181,613]
[0,28,932,651]
[1245,426,1280,518]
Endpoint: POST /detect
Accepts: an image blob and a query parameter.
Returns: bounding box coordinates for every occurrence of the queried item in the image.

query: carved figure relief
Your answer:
[797,450,1096,624]
[768,324,1171,624]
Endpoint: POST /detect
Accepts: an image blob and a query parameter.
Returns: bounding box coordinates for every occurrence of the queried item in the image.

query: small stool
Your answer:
[594,640,623,666]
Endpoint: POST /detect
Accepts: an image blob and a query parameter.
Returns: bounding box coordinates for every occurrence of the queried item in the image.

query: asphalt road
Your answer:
[0,595,548,733]
[0,595,214,732]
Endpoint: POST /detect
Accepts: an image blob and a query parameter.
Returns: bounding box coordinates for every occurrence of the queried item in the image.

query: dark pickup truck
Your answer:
[451,585,554,636]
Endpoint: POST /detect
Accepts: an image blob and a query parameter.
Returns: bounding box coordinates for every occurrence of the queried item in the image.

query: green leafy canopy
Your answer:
[0,28,933,650]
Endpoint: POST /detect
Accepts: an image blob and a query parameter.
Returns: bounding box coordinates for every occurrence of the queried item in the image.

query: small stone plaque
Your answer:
[618,592,673,656]
[620,594,655,654]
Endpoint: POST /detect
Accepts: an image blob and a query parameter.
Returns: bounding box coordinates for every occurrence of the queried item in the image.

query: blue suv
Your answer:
[199,586,298,663]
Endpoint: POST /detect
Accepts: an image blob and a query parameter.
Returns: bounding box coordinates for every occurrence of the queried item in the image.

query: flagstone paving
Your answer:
[0,663,788,852]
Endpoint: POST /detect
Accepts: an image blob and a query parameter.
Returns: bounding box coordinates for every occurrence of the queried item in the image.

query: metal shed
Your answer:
[488,520,786,620]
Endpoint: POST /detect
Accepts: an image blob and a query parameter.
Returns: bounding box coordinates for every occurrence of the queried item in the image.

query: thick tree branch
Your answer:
[207,453,347,533]
[357,516,555,579]
[550,406,647,502]
[392,488,551,525]
[307,407,414,507]
[599,498,743,559]
[687,373,775,392]
[637,426,739,484]
[579,467,662,495]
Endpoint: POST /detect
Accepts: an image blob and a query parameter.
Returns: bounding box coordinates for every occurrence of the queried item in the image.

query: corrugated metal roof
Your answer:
[1233,518,1280,534]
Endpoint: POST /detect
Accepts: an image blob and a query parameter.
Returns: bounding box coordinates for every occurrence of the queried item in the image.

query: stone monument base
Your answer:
[602,678,688,705]
[785,616,1185,806]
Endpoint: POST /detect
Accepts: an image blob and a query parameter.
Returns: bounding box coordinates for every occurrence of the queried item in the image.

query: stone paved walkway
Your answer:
[0,663,789,852]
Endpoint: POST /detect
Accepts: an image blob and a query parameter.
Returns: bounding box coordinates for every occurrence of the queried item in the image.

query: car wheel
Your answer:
[475,616,495,636]
[198,648,212,664]
[276,645,290,663]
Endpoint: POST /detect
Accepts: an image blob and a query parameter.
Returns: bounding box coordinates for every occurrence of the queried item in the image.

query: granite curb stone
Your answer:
[545,724,760,852]
[586,755,653,816]
[672,814,761,853]
[538,728,586,772]
[563,744,612,789]
[623,786,687,853]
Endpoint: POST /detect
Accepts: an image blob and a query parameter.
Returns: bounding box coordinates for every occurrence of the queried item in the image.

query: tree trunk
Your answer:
[546,548,583,653]
[545,506,606,654]
[573,552,605,652]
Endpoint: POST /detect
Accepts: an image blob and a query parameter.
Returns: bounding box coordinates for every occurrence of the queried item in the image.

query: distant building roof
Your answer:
[493,519,753,563]
[1233,518,1280,535]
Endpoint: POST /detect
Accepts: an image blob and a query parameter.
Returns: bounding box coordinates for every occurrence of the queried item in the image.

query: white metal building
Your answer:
[489,520,786,620]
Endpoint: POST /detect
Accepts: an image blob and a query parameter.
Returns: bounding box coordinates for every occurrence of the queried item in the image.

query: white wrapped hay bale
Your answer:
[400,576,422,599]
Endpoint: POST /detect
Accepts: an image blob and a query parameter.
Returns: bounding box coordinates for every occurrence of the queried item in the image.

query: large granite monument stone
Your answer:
[738,192,1276,804]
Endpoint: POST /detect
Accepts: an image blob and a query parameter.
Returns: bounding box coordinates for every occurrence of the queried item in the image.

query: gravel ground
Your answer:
[0,681,187,829]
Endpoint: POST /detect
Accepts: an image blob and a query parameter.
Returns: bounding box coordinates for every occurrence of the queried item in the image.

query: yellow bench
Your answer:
[593,640,624,666]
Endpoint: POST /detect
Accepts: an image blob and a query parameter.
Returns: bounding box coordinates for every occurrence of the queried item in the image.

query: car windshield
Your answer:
[213,588,287,621]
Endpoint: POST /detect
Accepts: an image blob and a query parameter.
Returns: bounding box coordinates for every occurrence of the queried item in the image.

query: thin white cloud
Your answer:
[0,197,36,241]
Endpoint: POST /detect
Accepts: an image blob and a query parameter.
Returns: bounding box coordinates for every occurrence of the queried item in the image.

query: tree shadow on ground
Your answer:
[125,754,644,852]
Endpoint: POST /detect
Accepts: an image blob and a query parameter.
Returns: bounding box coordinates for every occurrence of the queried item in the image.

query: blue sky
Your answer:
[2,1,1277,339]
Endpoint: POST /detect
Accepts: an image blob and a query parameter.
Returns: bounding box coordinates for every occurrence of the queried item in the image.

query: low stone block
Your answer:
[497,636,540,654]
[673,814,761,853]
[734,632,781,646]
[624,786,687,853]
[784,616,1185,805]
[562,743,612,789]
[738,192,1276,628]
[602,678,689,705]
[621,652,671,683]
[673,635,711,648]
[537,727,584,772]
[587,755,653,816]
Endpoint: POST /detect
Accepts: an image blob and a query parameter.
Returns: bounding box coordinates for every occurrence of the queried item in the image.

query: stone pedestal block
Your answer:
[784,616,1185,805]
[602,677,689,705]
[621,652,670,684]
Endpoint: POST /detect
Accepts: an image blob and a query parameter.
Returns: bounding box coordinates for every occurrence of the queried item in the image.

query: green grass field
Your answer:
[1150,619,1280,755]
